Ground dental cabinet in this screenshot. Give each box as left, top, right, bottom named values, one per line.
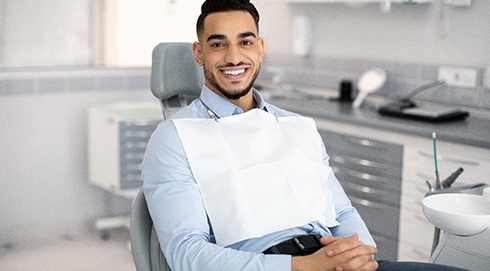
left=88, top=102, right=162, bottom=197
left=87, top=102, right=162, bottom=237
left=268, top=94, right=490, bottom=262
left=320, top=129, right=403, bottom=261
left=317, top=118, right=490, bottom=262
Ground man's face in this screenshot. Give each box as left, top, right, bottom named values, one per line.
left=193, top=11, right=264, bottom=100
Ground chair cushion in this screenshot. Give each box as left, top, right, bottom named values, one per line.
left=150, top=226, right=172, bottom=271
left=150, top=42, right=203, bottom=100
left=130, top=189, right=152, bottom=270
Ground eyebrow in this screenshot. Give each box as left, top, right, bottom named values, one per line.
left=238, top=31, right=257, bottom=39
left=206, top=31, right=257, bottom=42
left=207, top=34, right=226, bottom=42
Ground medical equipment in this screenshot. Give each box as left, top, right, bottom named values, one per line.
left=352, top=68, right=386, bottom=108
left=378, top=80, right=469, bottom=122
left=422, top=133, right=490, bottom=271
left=430, top=219, right=490, bottom=271
left=88, top=101, right=162, bottom=238
left=424, top=188, right=490, bottom=271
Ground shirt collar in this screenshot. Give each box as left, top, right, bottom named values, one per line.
left=199, top=85, right=268, bottom=118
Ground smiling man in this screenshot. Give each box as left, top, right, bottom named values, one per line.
left=142, top=1, right=467, bottom=271
left=193, top=7, right=264, bottom=109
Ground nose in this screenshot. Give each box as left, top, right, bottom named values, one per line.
left=223, top=44, right=243, bottom=65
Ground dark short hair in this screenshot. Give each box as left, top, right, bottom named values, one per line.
left=196, top=0, right=260, bottom=40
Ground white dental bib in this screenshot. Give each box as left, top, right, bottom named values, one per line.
left=173, top=109, right=338, bottom=246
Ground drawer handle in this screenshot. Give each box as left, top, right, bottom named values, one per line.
left=344, top=181, right=390, bottom=198
left=342, top=137, right=382, bottom=148
left=123, top=153, right=145, bottom=160
left=124, top=163, right=142, bottom=170
left=349, top=196, right=385, bottom=210
left=341, top=168, right=391, bottom=185
left=124, top=130, right=151, bottom=138
left=123, top=174, right=143, bottom=182
left=124, top=142, right=148, bottom=149
left=331, top=155, right=391, bottom=171
left=124, top=120, right=159, bottom=126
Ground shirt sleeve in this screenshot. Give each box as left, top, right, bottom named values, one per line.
left=320, top=140, right=377, bottom=247
left=142, top=120, right=292, bottom=271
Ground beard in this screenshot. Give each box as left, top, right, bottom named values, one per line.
left=204, top=63, right=260, bottom=100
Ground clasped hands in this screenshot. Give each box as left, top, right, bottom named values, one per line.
left=291, top=233, right=378, bottom=271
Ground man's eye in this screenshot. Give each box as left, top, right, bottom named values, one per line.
left=212, top=42, right=225, bottom=48
left=242, top=40, right=252, bottom=46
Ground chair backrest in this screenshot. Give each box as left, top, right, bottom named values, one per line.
left=150, top=42, right=204, bottom=119
left=131, top=42, right=203, bottom=271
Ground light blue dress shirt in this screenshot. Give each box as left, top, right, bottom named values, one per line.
left=143, top=85, right=376, bottom=271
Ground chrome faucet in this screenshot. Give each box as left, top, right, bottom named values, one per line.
left=426, top=167, right=464, bottom=194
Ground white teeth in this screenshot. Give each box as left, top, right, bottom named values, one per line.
left=224, top=69, right=245, bottom=76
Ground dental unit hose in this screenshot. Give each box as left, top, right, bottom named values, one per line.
left=432, top=132, right=441, bottom=190
left=441, top=167, right=464, bottom=189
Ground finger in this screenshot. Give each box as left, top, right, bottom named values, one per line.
left=330, top=243, right=377, bottom=268
left=321, top=233, right=359, bottom=246
left=324, top=234, right=365, bottom=256
left=320, top=235, right=343, bottom=246
left=335, top=253, right=378, bottom=271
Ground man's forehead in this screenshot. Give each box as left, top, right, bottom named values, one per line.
left=202, top=11, right=258, bottom=40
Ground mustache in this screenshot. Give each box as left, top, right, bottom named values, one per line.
left=217, top=62, right=250, bottom=69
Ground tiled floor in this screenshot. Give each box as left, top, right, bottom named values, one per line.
left=0, top=231, right=136, bottom=271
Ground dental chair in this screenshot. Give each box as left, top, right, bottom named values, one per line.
left=130, top=42, right=203, bottom=271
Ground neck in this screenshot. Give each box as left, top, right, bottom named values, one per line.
left=230, top=90, right=256, bottom=112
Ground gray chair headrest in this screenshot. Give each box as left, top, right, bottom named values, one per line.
left=150, top=42, right=204, bottom=101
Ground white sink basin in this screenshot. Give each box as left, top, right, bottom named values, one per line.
left=422, top=193, right=490, bottom=236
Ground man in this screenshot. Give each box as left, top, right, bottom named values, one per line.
left=143, top=1, right=466, bottom=270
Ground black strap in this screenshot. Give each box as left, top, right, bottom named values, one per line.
left=263, top=235, right=322, bottom=256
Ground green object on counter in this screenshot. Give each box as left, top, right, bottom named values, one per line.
left=433, top=132, right=441, bottom=189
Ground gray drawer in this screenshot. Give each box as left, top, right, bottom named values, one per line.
left=319, top=129, right=403, bottom=261
left=320, top=129, right=403, bottom=166
left=119, top=120, right=160, bottom=189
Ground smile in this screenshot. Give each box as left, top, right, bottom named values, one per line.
left=223, top=69, right=246, bottom=76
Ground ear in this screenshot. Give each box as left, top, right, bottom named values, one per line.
left=258, top=37, right=265, bottom=63
left=192, top=42, right=204, bottom=66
